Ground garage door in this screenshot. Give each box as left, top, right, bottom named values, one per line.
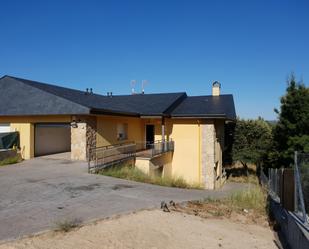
left=0, top=123, right=10, bottom=133
left=35, top=123, right=71, bottom=157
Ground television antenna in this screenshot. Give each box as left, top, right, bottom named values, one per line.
left=142, top=80, right=149, bottom=94
left=130, top=80, right=137, bottom=94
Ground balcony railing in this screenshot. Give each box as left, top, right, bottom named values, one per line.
left=88, top=139, right=174, bottom=173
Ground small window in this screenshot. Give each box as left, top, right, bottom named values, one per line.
left=117, top=123, right=128, bottom=141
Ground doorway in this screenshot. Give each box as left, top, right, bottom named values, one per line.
left=145, top=125, right=155, bottom=149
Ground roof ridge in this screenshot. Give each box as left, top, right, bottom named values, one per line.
left=186, top=94, right=233, bottom=97
left=162, top=93, right=187, bottom=115
left=5, top=76, right=187, bottom=97
left=7, top=75, right=92, bottom=95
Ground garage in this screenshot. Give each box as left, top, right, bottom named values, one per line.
left=0, top=123, right=10, bottom=133
left=35, top=123, right=71, bottom=157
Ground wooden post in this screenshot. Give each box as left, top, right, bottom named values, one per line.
left=282, top=169, right=295, bottom=211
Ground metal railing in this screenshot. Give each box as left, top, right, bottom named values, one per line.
left=88, top=139, right=174, bottom=173
left=88, top=141, right=136, bottom=173
left=135, top=139, right=174, bottom=158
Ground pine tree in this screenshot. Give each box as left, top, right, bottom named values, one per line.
left=273, top=74, right=309, bottom=167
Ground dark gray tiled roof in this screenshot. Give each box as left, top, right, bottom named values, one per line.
left=0, top=75, right=236, bottom=120
left=171, top=95, right=236, bottom=120
left=0, top=76, right=89, bottom=116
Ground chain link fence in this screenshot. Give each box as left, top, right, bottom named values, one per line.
left=295, top=151, right=309, bottom=223
left=260, top=151, right=309, bottom=226
left=267, top=168, right=282, bottom=203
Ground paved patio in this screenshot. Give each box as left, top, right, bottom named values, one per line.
left=0, top=155, right=246, bottom=242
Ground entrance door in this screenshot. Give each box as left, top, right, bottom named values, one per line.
left=146, top=125, right=155, bottom=148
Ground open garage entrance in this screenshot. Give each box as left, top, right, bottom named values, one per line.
left=34, top=123, right=71, bottom=157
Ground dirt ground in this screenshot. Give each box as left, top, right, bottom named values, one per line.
left=0, top=209, right=279, bottom=249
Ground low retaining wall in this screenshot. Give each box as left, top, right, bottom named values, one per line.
left=0, top=149, right=18, bottom=161
left=270, top=198, right=309, bottom=249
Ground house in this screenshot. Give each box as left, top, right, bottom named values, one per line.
left=0, top=75, right=236, bottom=189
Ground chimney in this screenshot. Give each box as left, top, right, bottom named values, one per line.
left=212, top=81, right=221, bottom=96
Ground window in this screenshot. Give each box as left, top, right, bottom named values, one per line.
left=117, top=123, right=128, bottom=141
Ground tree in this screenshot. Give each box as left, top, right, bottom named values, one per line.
left=232, top=118, right=273, bottom=174
left=273, top=74, right=309, bottom=167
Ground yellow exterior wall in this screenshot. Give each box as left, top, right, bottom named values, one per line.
left=96, top=116, right=144, bottom=147
left=0, top=114, right=224, bottom=188
left=166, top=119, right=201, bottom=185
left=0, top=115, right=71, bottom=159
left=10, top=123, right=34, bottom=159
left=153, top=152, right=173, bottom=178
left=135, top=152, right=173, bottom=177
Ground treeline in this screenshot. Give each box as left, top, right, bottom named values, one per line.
left=227, top=74, right=309, bottom=170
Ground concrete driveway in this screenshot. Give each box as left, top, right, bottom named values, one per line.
left=0, top=155, right=246, bottom=241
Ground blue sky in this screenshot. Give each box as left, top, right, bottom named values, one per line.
left=0, top=0, right=308, bottom=120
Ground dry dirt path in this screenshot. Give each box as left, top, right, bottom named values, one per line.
left=0, top=210, right=278, bottom=249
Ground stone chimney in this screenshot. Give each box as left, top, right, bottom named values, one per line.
left=212, top=81, right=221, bottom=96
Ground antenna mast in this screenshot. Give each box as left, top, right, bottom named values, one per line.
left=130, top=80, right=137, bottom=95
left=142, top=80, right=148, bottom=94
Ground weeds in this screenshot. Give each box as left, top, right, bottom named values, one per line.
left=178, top=183, right=268, bottom=224
left=228, top=185, right=267, bottom=215
left=100, top=166, right=201, bottom=189
left=0, top=156, right=21, bottom=166
left=55, top=218, right=81, bottom=233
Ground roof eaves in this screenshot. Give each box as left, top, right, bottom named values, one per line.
left=171, top=113, right=227, bottom=118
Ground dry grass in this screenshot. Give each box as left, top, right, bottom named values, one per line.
left=55, top=218, right=82, bottom=233
left=175, top=184, right=268, bottom=225
left=228, top=174, right=259, bottom=184
left=225, top=163, right=259, bottom=184
left=0, top=156, right=21, bottom=166
left=99, top=166, right=202, bottom=189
